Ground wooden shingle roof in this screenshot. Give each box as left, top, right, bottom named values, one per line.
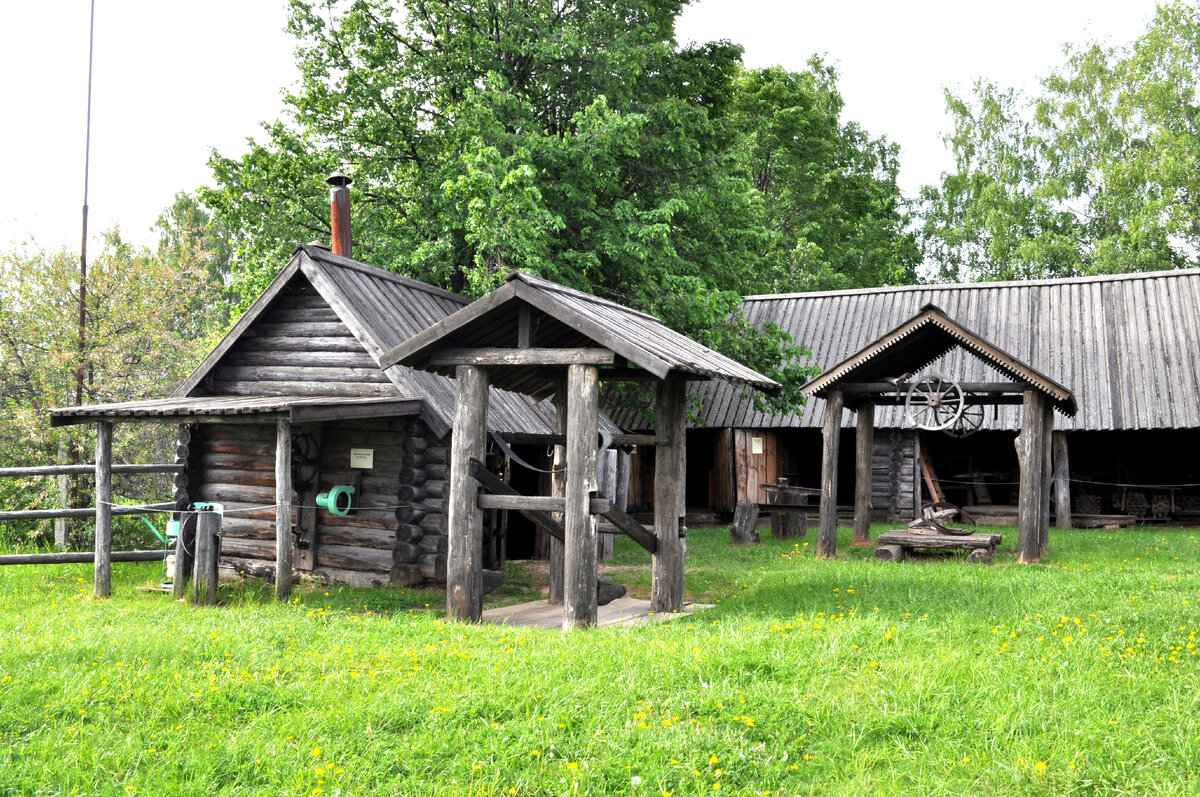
left=381, top=271, right=781, bottom=396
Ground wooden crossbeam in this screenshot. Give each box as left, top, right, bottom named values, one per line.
left=429, top=348, right=615, bottom=367
left=477, top=494, right=612, bottom=514
left=469, top=459, right=564, bottom=542
left=597, top=505, right=658, bottom=553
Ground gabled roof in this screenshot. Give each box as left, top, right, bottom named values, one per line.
left=171, top=246, right=559, bottom=437
left=615, top=267, right=1200, bottom=432
left=381, top=271, right=781, bottom=395
left=801, top=304, right=1077, bottom=415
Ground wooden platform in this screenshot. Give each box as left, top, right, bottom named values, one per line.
left=875, top=530, right=1003, bottom=562
left=481, top=597, right=713, bottom=629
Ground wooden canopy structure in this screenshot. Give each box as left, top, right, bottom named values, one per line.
left=801, top=304, right=1076, bottom=563
left=383, top=271, right=780, bottom=628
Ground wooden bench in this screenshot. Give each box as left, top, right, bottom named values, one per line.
left=874, top=530, right=1002, bottom=563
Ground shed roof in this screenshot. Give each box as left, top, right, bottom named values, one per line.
left=801, top=304, right=1077, bottom=415
left=51, top=396, right=423, bottom=426
left=381, top=271, right=780, bottom=396
left=610, top=267, right=1200, bottom=432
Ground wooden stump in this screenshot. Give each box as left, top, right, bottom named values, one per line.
left=93, top=421, right=113, bottom=598
left=731, top=503, right=760, bottom=545
left=192, top=508, right=220, bottom=606
left=875, top=545, right=904, bottom=562
left=966, top=549, right=991, bottom=563
left=817, top=390, right=844, bottom=559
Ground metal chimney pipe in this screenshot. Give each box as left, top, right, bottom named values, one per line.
left=326, top=172, right=352, bottom=257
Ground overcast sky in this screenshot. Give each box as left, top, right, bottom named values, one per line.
left=0, top=0, right=1162, bottom=251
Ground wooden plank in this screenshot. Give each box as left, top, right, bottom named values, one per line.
left=817, top=390, right=843, bottom=559
left=651, top=375, right=686, bottom=612
left=381, top=280, right=522, bottom=368
left=224, top=349, right=377, bottom=369
left=214, top=366, right=391, bottom=384
left=1040, top=405, right=1054, bottom=553
left=854, top=404, right=874, bottom=544
left=839, top=381, right=1035, bottom=395
left=289, top=398, right=423, bottom=424
left=919, top=441, right=944, bottom=504
left=1053, top=431, right=1071, bottom=530
left=94, top=421, right=113, bottom=598
left=1018, top=391, right=1047, bottom=563
left=563, top=364, right=600, bottom=629
left=429, top=348, right=615, bottom=367
left=236, top=336, right=362, bottom=354
left=447, top=365, right=489, bottom=622
left=275, top=417, right=294, bottom=600
left=876, top=530, right=1002, bottom=550
left=208, top=381, right=396, bottom=398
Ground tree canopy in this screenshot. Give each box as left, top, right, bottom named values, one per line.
left=920, top=2, right=1200, bottom=282
left=203, top=0, right=919, bottom=409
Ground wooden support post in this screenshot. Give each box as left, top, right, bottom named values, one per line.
left=274, top=417, right=294, bottom=601
left=615, top=449, right=630, bottom=514
left=548, top=382, right=566, bottom=606
left=1041, top=407, right=1054, bottom=553
left=93, top=421, right=113, bottom=598
left=172, top=512, right=196, bottom=600
left=447, top=365, right=489, bottom=622
left=597, top=448, right=618, bottom=561
left=1053, top=431, right=1071, bottom=530
left=853, top=403, right=875, bottom=545
left=651, top=375, right=686, bottom=613
left=563, top=364, right=600, bottom=629
left=1018, top=391, right=1048, bottom=563
left=192, top=508, right=220, bottom=606
left=817, top=390, right=844, bottom=559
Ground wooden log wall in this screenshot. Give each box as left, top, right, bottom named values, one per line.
left=186, top=416, right=450, bottom=589
left=203, top=280, right=396, bottom=398
left=871, top=430, right=917, bottom=522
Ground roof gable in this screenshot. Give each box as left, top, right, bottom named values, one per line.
left=381, top=271, right=781, bottom=395
left=801, top=304, right=1077, bottom=415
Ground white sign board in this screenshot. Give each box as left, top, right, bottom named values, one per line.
left=350, top=448, right=374, bottom=469
left=750, top=437, right=764, bottom=455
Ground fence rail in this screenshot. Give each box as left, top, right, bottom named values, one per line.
left=0, top=503, right=175, bottom=522
left=0, top=549, right=166, bottom=566
left=0, top=464, right=181, bottom=477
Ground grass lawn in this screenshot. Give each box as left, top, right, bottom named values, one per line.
left=2, top=523, right=1199, bottom=796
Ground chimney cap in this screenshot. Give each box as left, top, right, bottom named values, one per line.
left=326, top=171, right=352, bottom=188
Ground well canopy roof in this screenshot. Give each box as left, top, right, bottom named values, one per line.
left=381, top=271, right=781, bottom=396
left=801, top=303, right=1077, bottom=415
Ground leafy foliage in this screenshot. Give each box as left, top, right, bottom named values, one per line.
left=0, top=230, right=225, bottom=547
left=920, top=2, right=1200, bottom=281
left=204, top=1, right=919, bottom=410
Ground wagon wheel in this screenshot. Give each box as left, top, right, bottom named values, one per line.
left=291, top=433, right=320, bottom=491
left=921, top=500, right=978, bottom=536
left=945, top=402, right=984, bottom=438
left=905, top=376, right=966, bottom=432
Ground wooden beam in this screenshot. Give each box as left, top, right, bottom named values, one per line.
left=172, top=512, right=196, bottom=600
left=817, top=390, right=844, bottom=559
left=1053, top=431, right=1071, bottom=530
left=94, top=421, right=113, bottom=598
left=597, top=505, right=658, bottom=553
left=1041, top=405, right=1054, bottom=554
left=429, top=348, right=615, bottom=367
left=469, top=459, right=564, bottom=542
left=288, top=398, right=423, bottom=424
left=563, top=364, right=600, bottom=629
left=1018, top=390, right=1048, bottom=563
left=0, top=503, right=175, bottom=521
left=651, top=375, right=687, bottom=612
left=274, top=417, right=294, bottom=600
left=548, top=382, right=566, bottom=606
left=477, top=494, right=611, bottom=514
left=447, top=365, right=489, bottom=622
left=517, top=305, right=533, bottom=348
left=853, top=404, right=874, bottom=545
left=498, top=432, right=669, bottom=448
left=838, top=381, right=1036, bottom=395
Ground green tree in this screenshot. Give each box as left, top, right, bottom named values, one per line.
left=0, top=229, right=224, bottom=547
left=209, top=0, right=925, bottom=408
left=733, top=61, right=920, bottom=291
left=921, top=2, right=1200, bottom=282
